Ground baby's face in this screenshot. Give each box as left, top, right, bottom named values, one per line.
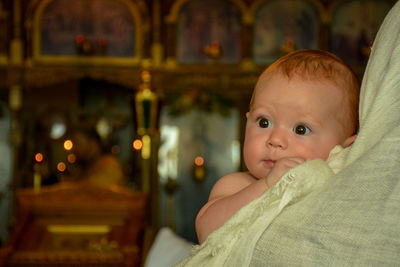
left=244, top=73, right=355, bottom=180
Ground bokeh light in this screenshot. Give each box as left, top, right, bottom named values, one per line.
left=133, top=139, right=143, bottom=150
left=57, top=162, right=67, bottom=172
left=34, top=153, right=44, bottom=163
left=194, top=156, right=204, bottom=167
left=67, top=154, right=76, bottom=164
left=64, top=139, right=73, bottom=151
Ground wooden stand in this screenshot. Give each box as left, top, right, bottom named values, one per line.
left=0, top=181, right=149, bottom=267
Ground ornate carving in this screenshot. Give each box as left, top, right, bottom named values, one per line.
left=1, top=182, right=148, bottom=267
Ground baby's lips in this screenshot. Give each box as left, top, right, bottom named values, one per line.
left=264, top=159, right=276, bottom=168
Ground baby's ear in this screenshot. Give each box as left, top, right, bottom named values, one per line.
left=246, top=112, right=250, bottom=119
left=343, top=134, right=357, bottom=148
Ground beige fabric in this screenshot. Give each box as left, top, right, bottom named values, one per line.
left=177, top=159, right=335, bottom=267
left=251, top=1, right=400, bottom=265
left=178, top=1, right=400, bottom=266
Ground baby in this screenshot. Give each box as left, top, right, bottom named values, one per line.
left=196, top=50, right=360, bottom=244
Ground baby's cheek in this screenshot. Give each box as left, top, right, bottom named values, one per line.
left=308, top=149, right=331, bottom=161
left=292, top=146, right=324, bottom=161
left=243, top=144, right=258, bottom=167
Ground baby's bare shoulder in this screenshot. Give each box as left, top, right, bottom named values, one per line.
left=220, top=171, right=257, bottom=184
left=209, top=172, right=257, bottom=200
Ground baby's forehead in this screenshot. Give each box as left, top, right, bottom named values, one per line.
left=252, top=75, right=347, bottom=115
left=255, top=72, right=344, bottom=95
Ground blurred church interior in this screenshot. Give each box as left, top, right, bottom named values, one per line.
left=0, top=0, right=394, bottom=266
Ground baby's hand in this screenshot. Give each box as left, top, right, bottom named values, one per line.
left=265, top=157, right=305, bottom=187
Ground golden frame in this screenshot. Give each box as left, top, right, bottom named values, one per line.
left=165, top=0, right=248, bottom=24
left=32, top=0, right=143, bottom=66
left=249, top=0, right=327, bottom=24
left=165, top=0, right=248, bottom=66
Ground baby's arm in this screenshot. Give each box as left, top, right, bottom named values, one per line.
left=195, top=157, right=304, bottom=244
left=195, top=172, right=268, bottom=244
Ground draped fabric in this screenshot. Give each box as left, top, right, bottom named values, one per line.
left=178, top=2, right=400, bottom=266
left=251, top=2, right=400, bottom=265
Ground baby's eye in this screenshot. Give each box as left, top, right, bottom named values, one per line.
left=258, top=118, right=271, bottom=128
left=293, top=124, right=311, bottom=135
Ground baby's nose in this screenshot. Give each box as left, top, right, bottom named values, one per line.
left=267, top=129, right=288, bottom=149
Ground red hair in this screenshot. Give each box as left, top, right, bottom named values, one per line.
left=251, top=49, right=360, bottom=135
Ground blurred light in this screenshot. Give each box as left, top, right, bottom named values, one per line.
left=158, top=125, right=179, bottom=182
left=57, top=162, right=67, bottom=172
left=96, top=117, right=110, bottom=139
left=194, top=156, right=206, bottom=182
left=64, top=140, right=73, bottom=151
left=33, top=172, right=41, bottom=190
left=142, top=135, right=151, bottom=159
left=67, top=153, right=76, bottom=164
left=35, top=153, right=44, bottom=163
left=50, top=120, right=66, bottom=139
left=133, top=139, right=143, bottom=150
left=194, top=156, right=204, bottom=167
left=111, top=145, right=120, bottom=155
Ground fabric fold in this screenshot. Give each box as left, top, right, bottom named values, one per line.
left=248, top=2, right=400, bottom=265
left=178, top=2, right=400, bottom=265
left=176, top=159, right=334, bottom=267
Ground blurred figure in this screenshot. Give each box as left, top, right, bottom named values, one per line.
left=68, top=125, right=126, bottom=188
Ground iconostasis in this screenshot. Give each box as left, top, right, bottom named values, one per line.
left=0, top=0, right=394, bottom=243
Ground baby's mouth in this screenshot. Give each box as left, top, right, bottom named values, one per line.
left=264, top=160, right=276, bottom=168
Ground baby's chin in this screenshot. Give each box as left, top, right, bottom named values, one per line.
left=250, top=168, right=271, bottom=180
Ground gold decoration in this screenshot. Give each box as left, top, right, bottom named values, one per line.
left=134, top=71, right=158, bottom=135
left=204, top=42, right=223, bottom=60
left=167, top=88, right=232, bottom=117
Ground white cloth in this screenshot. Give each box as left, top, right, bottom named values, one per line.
left=145, top=227, right=193, bottom=267
left=176, top=159, right=335, bottom=267
left=177, top=1, right=400, bottom=266
left=250, top=1, right=400, bottom=266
